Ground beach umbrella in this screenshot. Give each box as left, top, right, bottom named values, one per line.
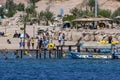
left=20, top=33, right=30, bottom=38
left=20, top=33, right=24, bottom=38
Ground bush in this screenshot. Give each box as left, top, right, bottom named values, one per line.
left=17, top=3, right=25, bottom=11
left=112, top=7, right=120, bottom=18
left=63, top=15, right=76, bottom=22
left=5, top=10, right=16, bottom=17
left=98, top=9, right=111, bottom=18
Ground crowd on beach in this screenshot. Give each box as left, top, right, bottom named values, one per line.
left=18, top=31, right=66, bottom=50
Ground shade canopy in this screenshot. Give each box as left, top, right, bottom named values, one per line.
left=73, top=17, right=112, bottom=22
left=115, top=16, right=120, bottom=19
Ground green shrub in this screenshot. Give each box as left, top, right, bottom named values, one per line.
left=98, top=9, right=111, bottom=18
left=63, top=15, right=76, bottom=22
left=5, top=10, right=16, bottom=17
left=112, top=7, right=120, bottom=18
left=17, top=3, right=25, bottom=11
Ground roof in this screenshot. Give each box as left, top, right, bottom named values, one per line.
left=115, top=16, right=120, bottom=19
left=72, top=17, right=112, bottom=22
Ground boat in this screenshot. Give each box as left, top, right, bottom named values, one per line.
left=66, top=44, right=120, bottom=59
left=67, top=51, right=113, bottom=59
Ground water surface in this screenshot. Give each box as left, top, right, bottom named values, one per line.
left=0, top=59, right=120, bottom=80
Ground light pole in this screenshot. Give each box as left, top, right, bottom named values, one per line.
left=23, top=14, right=27, bottom=49
left=95, top=0, right=98, bottom=17
left=94, top=0, right=98, bottom=29
left=33, top=24, right=35, bottom=38
left=4, top=9, right=8, bottom=34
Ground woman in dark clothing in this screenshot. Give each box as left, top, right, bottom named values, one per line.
left=108, top=35, right=112, bottom=44
left=39, top=38, right=43, bottom=49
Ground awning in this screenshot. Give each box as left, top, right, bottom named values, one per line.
left=72, top=17, right=112, bottom=22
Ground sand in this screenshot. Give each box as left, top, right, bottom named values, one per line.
left=0, top=23, right=120, bottom=49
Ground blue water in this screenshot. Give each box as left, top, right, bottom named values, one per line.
left=0, top=59, right=120, bottom=80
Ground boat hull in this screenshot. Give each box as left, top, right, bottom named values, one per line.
left=71, top=53, right=112, bottom=59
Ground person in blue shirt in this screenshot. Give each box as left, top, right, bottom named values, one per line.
left=19, top=39, right=23, bottom=48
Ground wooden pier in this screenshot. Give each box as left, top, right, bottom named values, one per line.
left=0, top=44, right=120, bottom=59
left=0, top=45, right=79, bottom=59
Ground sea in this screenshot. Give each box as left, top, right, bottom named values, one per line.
left=0, top=57, right=120, bottom=80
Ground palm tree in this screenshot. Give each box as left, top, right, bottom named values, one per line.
left=70, top=8, right=81, bottom=18
left=44, top=11, right=55, bottom=25
left=38, top=11, right=55, bottom=26
left=0, top=6, right=4, bottom=18
left=88, top=0, right=95, bottom=12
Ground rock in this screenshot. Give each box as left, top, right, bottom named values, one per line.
left=95, top=34, right=103, bottom=41
left=118, top=36, right=120, bottom=41
left=83, top=34, right=91, bottom=41
left=90, top=34, right=95, bottom=41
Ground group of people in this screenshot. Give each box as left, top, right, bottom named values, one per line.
left=102, top=34, right=113, bottom=44
left=19, top=37, right=35, bottom=49
left=18, top=30, right=66, bottom=49
left=19, top=32, right=55, bottom=50
left=58, top=33, right=65, bottom=45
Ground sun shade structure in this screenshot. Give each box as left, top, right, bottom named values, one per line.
left=115, top=16, right=120, bottom=19
left=72, top=17, right=112, bottom=22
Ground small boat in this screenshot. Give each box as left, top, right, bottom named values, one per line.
left=66, top=44, right=120, bottom=59
left=67, top=51, right=113, bottom=59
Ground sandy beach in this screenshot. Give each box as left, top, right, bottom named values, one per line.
left=0, top=0, right=120, bottom=49
left=0, top=23, right=120, bottom=49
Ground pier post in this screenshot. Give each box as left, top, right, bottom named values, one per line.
left=54, top=49, right=57, bottom=58
left=36, top=50, right=39, bottom=59
left=77, top=45, right=80, bottom=52
left=111, top=44, right=116, bottom=59
left=20, top=50, right=23, bottom=59
left=39, top=50, right=41, bottom=59
left=69, top=46, right=72, bottom=51
left=49, top=50, right=51, bottom=59
left=15, top=50, right=19, bottom=58
left=60, top=46, right=63, bottom=58
left=56, top=46, right=59, bottom=58
left=44, top=49, right=46, bottom=59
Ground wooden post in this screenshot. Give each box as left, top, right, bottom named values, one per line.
left=54, top=49, right=57, bottom=58
left=57, top=46, right=59, bottom=58
left=36, top=50, right=39, bottom=59
left=49, top=50, right=51, bottom=59
left=69, top=46, right=72, bottom=51
left=60, top=46, right=63, bottom=58
left=77, top=45, right=80, bottom=52
left=20, top=50, right=23, bottom=59
left=44, top=49, right=46, bottom=59
left=15, top=50, right=19, bottom=58
left=111, top=44, right=115, bottom=59
left=39, top=50, right=41, bottom=59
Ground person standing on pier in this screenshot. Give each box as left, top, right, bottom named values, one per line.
left=58, top=33, right=62, bottom=45
left=108, top=35, right=112, bottom=44
left=62, top=33, right=65, bottom=45
left=23, top=39, right=25, bottom=48
left=39, top=38, right=43, bottom=50
left=31, top=37, right=35, bottom=49
left=27, top=38, right=31, bottom=49
left=19, top=39, right=23, bottom=49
